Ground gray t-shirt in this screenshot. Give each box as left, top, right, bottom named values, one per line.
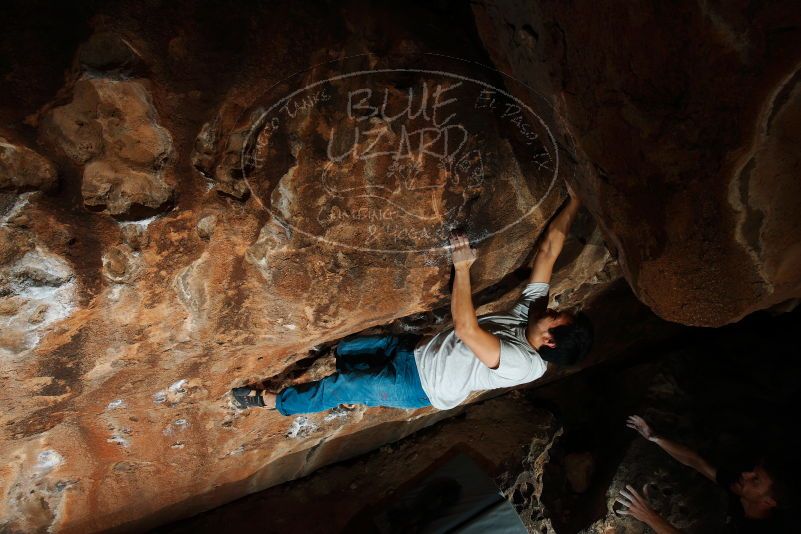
left=413, top=282, right=550, bottom=410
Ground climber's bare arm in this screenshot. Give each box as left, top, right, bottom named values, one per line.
left=450, top=231, right=501, bottom=369
left=530, top=186, right=581, bottom=284
left=627, top=416, right=717, bottom=481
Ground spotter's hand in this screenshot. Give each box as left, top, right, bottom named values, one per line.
left=449, top=230, right=477, bottom=270
left=615, top=485, right=662, bottom=526
left=626, top=415, right=656, bottom=442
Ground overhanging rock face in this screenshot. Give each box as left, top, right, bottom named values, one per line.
left=0, top=2, right=602, bottom=532
left=1, top=1, right=797, bottom=531
left=473, top=0, right=801, bottom=326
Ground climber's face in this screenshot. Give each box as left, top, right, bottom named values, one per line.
left=733, top=465, right=775, bottom=507
left=530, top=309, right=573, bottom=349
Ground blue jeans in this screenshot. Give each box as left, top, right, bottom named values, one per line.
left=275, top=335, right=431, bottom=415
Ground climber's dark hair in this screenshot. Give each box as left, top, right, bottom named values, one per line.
left=538, top=311, right=593, bottom=367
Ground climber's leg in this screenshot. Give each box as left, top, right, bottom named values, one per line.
left=334, top=335, right=398, bottom=372
left=336, top=334, right=398, bottom=356
left=275, top=345, right=430, bottom=416
left=335, top=334, right=399, bottom=372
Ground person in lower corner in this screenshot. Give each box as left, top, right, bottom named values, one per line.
left=231, top=185, right=593, bottom=416
left=616, top=414, right=792, bottom=533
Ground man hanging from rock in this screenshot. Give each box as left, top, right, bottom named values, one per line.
left=231, top=186, right=593, bottom=414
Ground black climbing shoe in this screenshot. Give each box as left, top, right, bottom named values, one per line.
left=231, top=387, right=266, bottom=409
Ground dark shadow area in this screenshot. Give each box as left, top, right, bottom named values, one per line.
left=532, top=306, right=801, bottom=532
left=343, top=445, right=514, bottom=533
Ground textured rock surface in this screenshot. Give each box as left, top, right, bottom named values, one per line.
left=160, top=393, right=560, bottom=533
left=0, top=2, right=596, bottom=532
left=0, top=137, right=58, bottom=192
left=40, top=78, right=175, bottom=216
left=76, top=31, right=141, bottom=72
left=474, top=0, right=801, bottom=326
left=0, top=195, right=77, bottom=356
left=0, top=0, right=798, bottom=532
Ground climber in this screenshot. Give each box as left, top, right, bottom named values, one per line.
left=230, top=185, right=593, bottom=415
left=617, top=414, right=791, bottom=533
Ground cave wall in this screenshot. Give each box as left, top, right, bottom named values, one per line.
left=0, top=2, right=613, bottom=532
left=1, top=1, right=799, bottom=532
left=473, top=0, right=801, bottom=326
left=158, top=392, right=561, bottom=534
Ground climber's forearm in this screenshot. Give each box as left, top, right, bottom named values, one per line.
left=529, top=195, right=581, bottom=283
left=451, top=264, right=501, bottom=368
left=451, top=265, right=479, bottom=332
left=538, top=195, right=580, bottom=259
left=651, top=436, right=717, bottom=481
